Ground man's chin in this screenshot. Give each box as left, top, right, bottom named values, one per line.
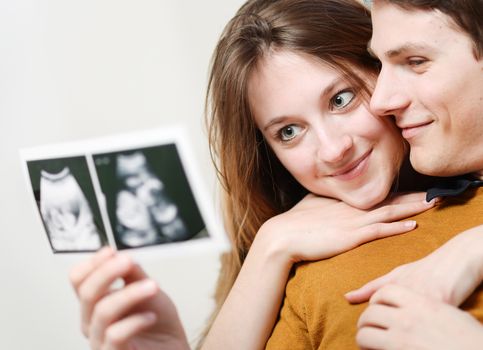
left=410, top=152, right=458, bottom=177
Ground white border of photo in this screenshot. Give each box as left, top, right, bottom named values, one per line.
left=19, top=125, right=229, bottom=261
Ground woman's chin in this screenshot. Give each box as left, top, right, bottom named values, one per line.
left=343, top=189, right=389, bottom=210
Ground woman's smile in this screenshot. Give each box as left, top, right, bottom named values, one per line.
left=329, top=149, right=372, bottom=181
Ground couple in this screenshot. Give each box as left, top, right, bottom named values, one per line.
left=70, top=0, right=483, bottom=349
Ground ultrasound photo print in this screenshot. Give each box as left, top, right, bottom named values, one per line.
left=26, top=156, right=108, bottom=253
left=93, top=144, right=207, bottom=250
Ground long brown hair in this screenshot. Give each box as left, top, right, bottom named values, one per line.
left=202, top=0, right=379, bottom=341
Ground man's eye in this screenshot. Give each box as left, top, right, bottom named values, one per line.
left=331, top=90, right=355, bottom=110
left=278, top=125, right=302, bottom=142
left=408, top=58, right=427, bottom=66
left=407, top=57, right=430, bottom=73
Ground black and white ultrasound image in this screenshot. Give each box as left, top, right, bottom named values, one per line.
left=93, top=144, right=207, bottom=250
left=27, top=157, right=108, bottom=253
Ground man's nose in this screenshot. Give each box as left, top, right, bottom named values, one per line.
left=370, top=66, right=410, bottom=117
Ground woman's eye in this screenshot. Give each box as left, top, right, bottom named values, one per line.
left=331, top=90, right=355, bottom=110
left=278, top=124, right=302, bottom=142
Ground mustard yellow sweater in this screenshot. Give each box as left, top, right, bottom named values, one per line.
left=266, top=187, right=483, bottom=350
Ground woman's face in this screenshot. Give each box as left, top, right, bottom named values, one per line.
left=248, top=50, right=405, bottom=209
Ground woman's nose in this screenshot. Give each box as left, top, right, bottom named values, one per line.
left=316, top=133, right=353, bottom=164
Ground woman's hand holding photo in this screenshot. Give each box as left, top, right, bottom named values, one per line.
left=69, top=247, right=189, bottom=350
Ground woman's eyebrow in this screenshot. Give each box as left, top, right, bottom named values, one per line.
left=262, top=76, right=342, bottom=132
left=320, top=77, right=342, bottom=100
left=263, top=116, right=290, bottom=132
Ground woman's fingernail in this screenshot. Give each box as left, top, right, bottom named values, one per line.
left=425, top=196, right=442, bottom=205
left=143, top=312, right=157, bottom=323
left=117, top=253, right=130, bottom=263
left=140, top=280, right=158, bottom=293
left=344, top=291, right=354, bottom=298
left=404, top=220, right=417, bottom=228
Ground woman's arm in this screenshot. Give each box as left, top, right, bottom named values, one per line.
left=201, top=193, right=435, bottom=349
left=70, top=192, right=434, bottom=350
left=346, top=224, right=483, bottom=306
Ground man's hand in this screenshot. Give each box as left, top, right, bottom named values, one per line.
left=357, top=284, right=483, bottom=350
left=346, top=225, right=483, bottom=306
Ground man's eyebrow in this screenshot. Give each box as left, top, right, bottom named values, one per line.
left=384, top=43, right=434, bottom=59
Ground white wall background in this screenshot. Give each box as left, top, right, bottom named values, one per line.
left=0, top=0, right=244, bottom=348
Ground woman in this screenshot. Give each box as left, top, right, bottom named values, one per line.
left=68, top=0, right=482, bottom=349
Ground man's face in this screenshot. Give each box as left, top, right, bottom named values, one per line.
left=370, top=2, right=483, bottom=177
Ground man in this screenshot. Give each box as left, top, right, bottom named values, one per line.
left=354, top=1, right=483, bottom=348
left=266, top=1, right=483, bottom=349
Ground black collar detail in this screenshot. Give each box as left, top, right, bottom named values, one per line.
left=426, top=177, right=483, bottom=202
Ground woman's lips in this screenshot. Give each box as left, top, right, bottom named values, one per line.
left=331, top=150, right=372, bottom=181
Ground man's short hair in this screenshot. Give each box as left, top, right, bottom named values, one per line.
left=376, top=0, right=482, bottom=57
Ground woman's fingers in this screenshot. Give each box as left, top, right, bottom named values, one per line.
left=347, top=221, right=417, bottom=251
left=323, top=221, right=417, bottom=259
left=69, top=247, right=115, bottom=294
left=369, top=199, right=435, bottom=223
left=123, top=262, right=149, bottom=285
left=383, top=191, right=427, bottom=205
left=103, top=312, right=158, bottom=350
left=78, top=254, right=135, bottom=337
left=89, top=279, right=159, bottom=348
left=360, top=220, right=416, bottom=239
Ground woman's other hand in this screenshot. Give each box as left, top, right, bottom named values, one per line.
left=256, top=192, right=435, bottom=264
